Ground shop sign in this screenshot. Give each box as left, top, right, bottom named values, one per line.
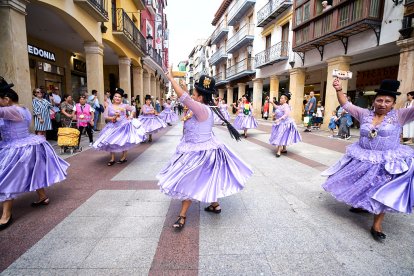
left=27, top=45, right=56, bottom=62
left=356, top=66, right=399, bottom=88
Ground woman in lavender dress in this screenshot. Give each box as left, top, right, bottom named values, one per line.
left=93, top=88, right=146, bottom=166
left=158, top=71, right=253, bottom=229
left=138, top=95, right=166, bottom=142
left=269, top=92, right=302, bottom=157
left=233, top=95, right=258, bottom=138
left=215, top=98, right=230, bottom=125
left=323, top=78, right=414, bottom=241
left=159, top=98, right=178, bottom=126
left=0, top=78, right=69, bottom=230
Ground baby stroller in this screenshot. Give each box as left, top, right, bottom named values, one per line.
left=57, top=121, right=81, bottom=154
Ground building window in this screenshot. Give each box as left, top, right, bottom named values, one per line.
left=295, top=1, right=311, bottom=26
left=265, top=34, right=271, bottom=49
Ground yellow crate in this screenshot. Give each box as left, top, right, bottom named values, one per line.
left=57, top=128, right=80, bottom=147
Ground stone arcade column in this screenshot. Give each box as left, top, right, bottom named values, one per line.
left=132, top=66, right=143, bottom=104
left=270, top=75, right=279, bottom=101
left=396, top=37, right=414, bottom=108
left=0, top=0, right=31, bottom=109
left=118, top=57, right=131, bottom=102
left=143, top=70, right=151, bottom=97
left=252, top=78, right=263, bottom=118
left=289, top=68, right=306, bottom=124
left=324, top=56, right=352, bottom=128
left=155, top=78, right=161, bottom=100
left=226, top=84, right=233, bottom=113
left=150, top=75, right=156, bottom=99
left=218, top=88, right=225, bottom=100
left=84, top=42, right=105, bottom=129
left=237, top=83, right=246, bottom=99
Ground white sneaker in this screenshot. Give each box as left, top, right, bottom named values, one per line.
left=89, top=142, right=93, bottom=147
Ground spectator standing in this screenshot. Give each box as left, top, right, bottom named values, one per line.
left=122, top=94, right=130, bottom=105
left=88, top=90, right=101, bottom=131
left=60, top=94, right=74, bottom=127
left=73, top=95, right=94, bottom=147
left=314, top=101, right=324, bottom=129
left=262, top=96, right=270, bottom=120
left=104, top=90, right=111, bottom=109
left=304, top=91, right=316, bottom=132
left=32, top=88, right=53, bottom=136
left=155, top=97, right=161, bottom=113
left=403, top=91, right=414, bottom=144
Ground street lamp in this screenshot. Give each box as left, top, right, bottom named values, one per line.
left=146, top=34, right=153, bottom=55
left=247, top=44, right=253, bottom=58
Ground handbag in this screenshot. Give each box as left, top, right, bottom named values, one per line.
left=304, top=116, right=310, bottom=124
left=50, top=109, right=56, bottom=120
left=263, top=111, right=268, bottom=117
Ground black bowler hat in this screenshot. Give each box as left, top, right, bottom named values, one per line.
left=145, top=94, right=152, bottom=101
left=194, top=75, right=216, bottom=94
left=115, top=87, right=125, bottom=96
left=281, top=91, right=292, bottom=100
left=374, top=80, right=401, bottom=97
left=0, top=76, right=14, bottom=92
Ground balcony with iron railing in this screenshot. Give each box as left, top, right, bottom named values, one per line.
left=226, top=58, right=255, bottom=81
left=228, top=0, right=256, bottom=26
left=255, top=41, right=289, bottom=68
left=74, top=0, right=109, bottom=21
left=293, top=0, right=383, bottom=53
left=257, top=0, right=293, bottom=27
left=214, top=71, right=228, bottom=86
left=147, top=46, right=163, bottom=69
left=209, top=47, right=228, bottom=66
left=211, top=19, right=229, bottom=45
left=113, top=8, right=147, bottom=56
left=227, top=24, right=255, bottom=53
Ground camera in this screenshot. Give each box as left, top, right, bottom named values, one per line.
left=332, top=69, right=352, bottom=80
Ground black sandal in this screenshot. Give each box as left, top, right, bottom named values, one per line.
left=0, top=215, right=13, bottom=231
left=107, top=160, right=115, bottom=166
left=31, top=197, right=50, bottom=207
left=173, top=216, right=186, bottom=229
left=204, top=204, right=222, bottom=214
left=117, top=159, right=128, bottom=164
left=370, top=227, right=386, bottom=241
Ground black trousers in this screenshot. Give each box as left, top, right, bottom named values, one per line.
left=78, top=124, right=93, bottom=145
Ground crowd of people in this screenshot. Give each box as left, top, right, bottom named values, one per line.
left=1, top=72, right=414, bottom=243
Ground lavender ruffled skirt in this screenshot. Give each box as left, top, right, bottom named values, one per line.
left=269, top=120, right=302, bottom=146
left=157, top=138, right=253, bottom=202
left=159, top=110, right=178, bottom=124
left=322, top=143, right=414, bottom=214
left=138, top=115, right=167, bottom=134
left=234, top=114, right=258, bottom=130
left=93, top=118, right=146, bottom=152
left=0, top=135, right=69, bottom=201
left=214, top=110, right=231, bottom=124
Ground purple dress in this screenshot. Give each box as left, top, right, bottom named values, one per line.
left=233, top=103, right=258, bottom=130
left=322, top=102, right=414, bottom=214
left=159, top=103, right=178, bottom=124
left=269, top=103, right=302, bottom=146
left=138, top=104, right=167, bottom=134
left=214, top=103, right=231, bottom=124
left=157, top=93, right=253, bottom=203
left=93, top=104, right=146, bottom=152
left=0, top=106, right=69, bottom=202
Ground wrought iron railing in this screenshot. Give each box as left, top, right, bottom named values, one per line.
left=257, top=0, right=291, bottom=25
left=226, top=58, right=255, bottom=78
left=115, top=9, right=147, bottom=53
left=147, top=46, right=163, bottom=68
left=255, top=41, right=289, bottom=68
left=86, top=0, right=108, bottom=18
left=228, top=0, right=254, bottom=24
left=211, top=19, right=228, bottom=43
left=214, top=71, right=226, bottom=83
left=227, top=24, right=255, bottom=51
left=210, top=47, right=227, bottom=65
